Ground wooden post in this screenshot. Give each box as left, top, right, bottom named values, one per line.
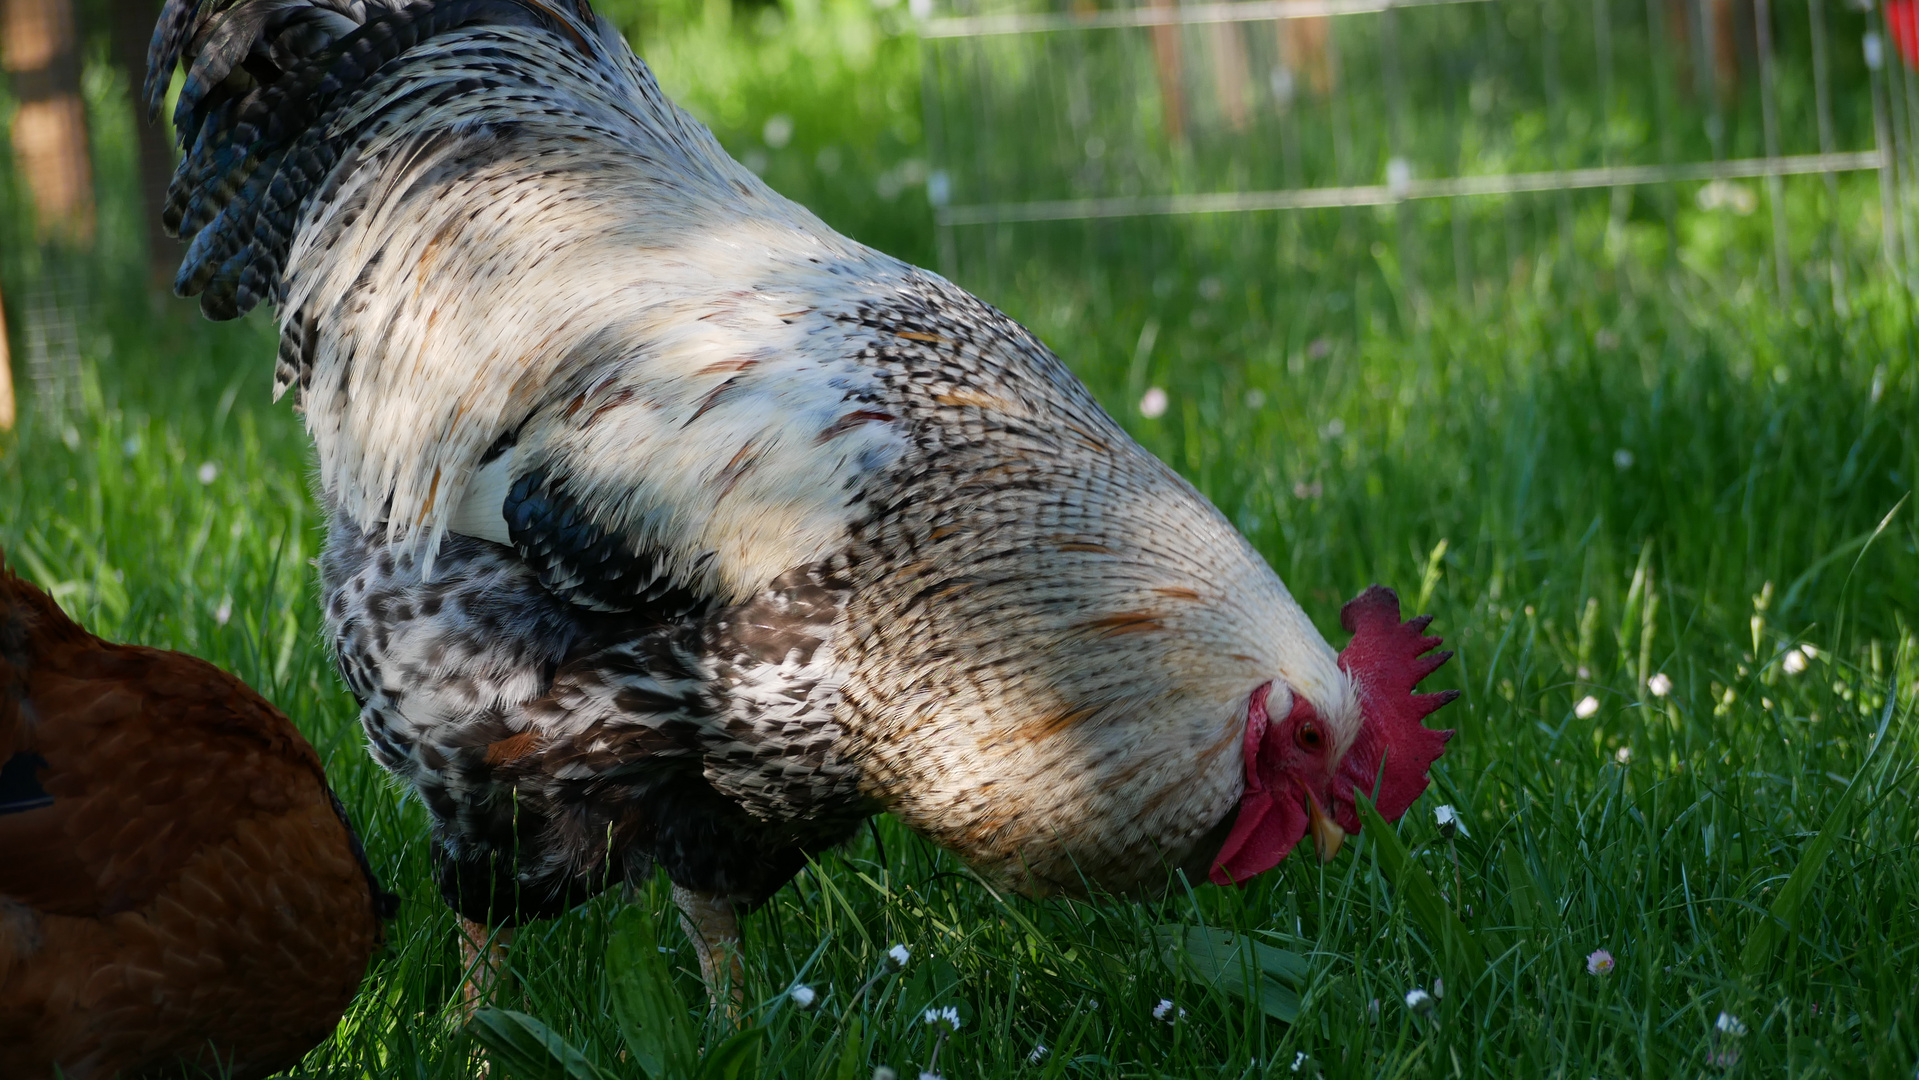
left=3, top=0, right=96, bottom=244
left=1208, top=21, right=1250, bottom=132
left=1279, top=17, right=1335, bottom=98
left=110, top=0, right=182, bottom=285
left=1148, top=0, right=1185, bottom=142
left=0, top=284, right=13, bottom=433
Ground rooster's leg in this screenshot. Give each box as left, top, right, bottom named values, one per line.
left=672, top=884, right=744, bottom=1014
left=457, top=917, right=514, bottom=1018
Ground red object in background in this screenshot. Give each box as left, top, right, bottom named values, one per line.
left=1889, top=0, right=1919, bottom=69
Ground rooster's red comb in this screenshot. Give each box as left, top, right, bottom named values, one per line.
left=1332, top=585, right=1459, bottom=829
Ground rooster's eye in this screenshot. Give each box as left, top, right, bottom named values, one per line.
left=1296, top=722, right=1323, bottom=751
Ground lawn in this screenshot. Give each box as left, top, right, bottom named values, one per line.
left=1, top=0, right=1917, bottom=1076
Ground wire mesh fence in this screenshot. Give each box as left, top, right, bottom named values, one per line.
left=920, top=0, right=1918, bottom=310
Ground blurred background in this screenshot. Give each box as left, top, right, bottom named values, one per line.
left=2, top=0, right=1915, bottom=427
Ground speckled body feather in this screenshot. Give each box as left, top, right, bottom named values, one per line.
left=153, top=0, right=1365, bottom=920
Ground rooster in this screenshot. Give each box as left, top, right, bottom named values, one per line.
left=148, top=0, right=1457, bottom=999
left=0, top=556, right=392, bottom=1079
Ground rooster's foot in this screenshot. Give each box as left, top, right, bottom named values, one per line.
left=672, top=884, right=744, bottom=1017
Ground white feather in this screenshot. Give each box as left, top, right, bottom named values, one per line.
left=447, top=447, right=515, bottom=545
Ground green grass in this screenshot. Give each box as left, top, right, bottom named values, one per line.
left=3, top=0, right=1919, bottom=1076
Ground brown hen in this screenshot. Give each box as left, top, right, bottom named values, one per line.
left=0, top=555, right=392, bottom=1080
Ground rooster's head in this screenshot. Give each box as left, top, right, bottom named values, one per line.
left=1208, top=585, right=1458, bottom=884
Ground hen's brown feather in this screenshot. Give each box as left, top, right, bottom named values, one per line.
left=0, top=557, right=388, bottom=1080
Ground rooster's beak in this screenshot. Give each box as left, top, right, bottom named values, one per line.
left=1308, top=794, right=1345, bottom=863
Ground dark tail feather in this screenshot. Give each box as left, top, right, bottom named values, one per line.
left=147, top=0, right=590, bottom=320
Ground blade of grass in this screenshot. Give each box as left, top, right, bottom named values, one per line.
left=1740, top=682, right=1899, bottom=981
left=606, top=907, right=698, bottom=1079
left=466, top=1008, right=615, bottom=1080
left=1356, top=793, right=1489, bottom=988
left=1154, top=923, right=1307, bottom=1022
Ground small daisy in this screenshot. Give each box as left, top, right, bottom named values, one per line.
left=1027, top=1044, right=1047, bottom=1064
left=197, top=462, right=220, bottom=484
left=1782, top=648, right=1808, bottom=675
left=761, top=113, right=794, bottom=149
left=1433, top=804, right=1468, bottom=838
left=1586, top=949, right=1615, bottom=976
left=1716, top=1011, right=1747, bottom=1036
left=888, top=943, right=912, bottom=968
left=1648, top=672, right=1673, bottom=697
left=922, top=1006, right=962, bottom=1031
left=788, top=984, right=817, bottom=1008
left=214, top=596, right=232, bottom=627
left=1613, top=448, right=1635, bottom=470
left=1291, top=1051, right=1310, bottom=1072
left=1151, top=998, right=1185, bottom=1021
left=918, top=1073, right=943, bottom=1080
left=873, top=1069, right=897, bottom=1080
left=1574, top=695, right=1601, bottom=719
left=1138, top=387, right=1168, bottom=419
left=1615, top=746, right=1634, bottom=765
left=1404, top=988, right=1434, bottom=1015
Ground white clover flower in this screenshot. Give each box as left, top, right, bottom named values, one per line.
left=1586, top=949, right=1615, bottom=976
left=1648, top=672, right=1673, bottom=697
left=1404, top=988, right=1434, bottom=1014
left=1027, top=1044, right=1048, bottom=1063
left=888, top=943, right=911, bottom=968
left=1138, top=387, right=1169, bottom=419
left=789, top=984, right=816, bottom=1008
left=922, top=1006, right=961, bottom=1031
left=1783, top=649, right=1808, bottom=675
left=1574, top=695, right=1601, bottom=719
left=1716, top=1011, right=1747, bottom=1036
left=1433, top=804, right=1468, bottom=838
left=1615, top=746, right=1634, bottom=766
left=197, top=462, right=219, bottom=484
